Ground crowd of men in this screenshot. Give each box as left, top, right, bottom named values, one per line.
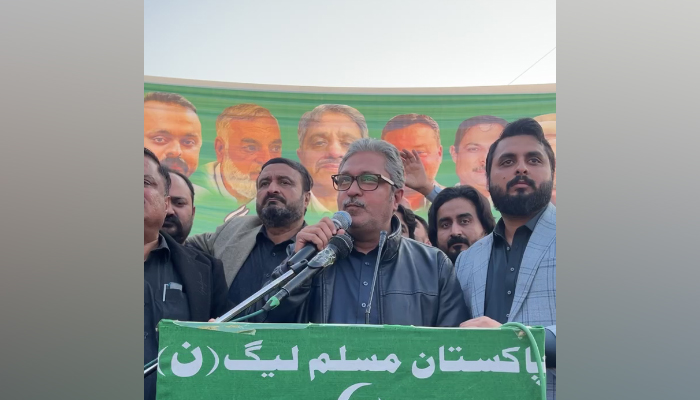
left=144, top=117, right=557, bottom=400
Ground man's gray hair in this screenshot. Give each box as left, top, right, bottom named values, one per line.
left=339, top=138, right=405, bottom=189
left=298, top=104, right=369, bottom=144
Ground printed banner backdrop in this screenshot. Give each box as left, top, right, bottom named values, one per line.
left=144, top=79, right=556, bottom=236
left=156, top=320, right=546, bottom=399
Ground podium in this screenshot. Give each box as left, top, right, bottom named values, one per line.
left=155, top=319, right=545, bottom=399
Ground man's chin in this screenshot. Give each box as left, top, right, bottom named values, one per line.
left=446, top=249, right=465, bottom=263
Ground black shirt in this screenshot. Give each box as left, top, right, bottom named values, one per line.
left=228, top=227, right=294, bottom=309
left=329, top=247, right=381, bottom=325
left=144, top=235, right=190, bottom=400
left=484, top=207, right=546, bottom=324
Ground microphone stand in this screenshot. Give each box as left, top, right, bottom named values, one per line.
left=144, top=259, right=309, bottom=378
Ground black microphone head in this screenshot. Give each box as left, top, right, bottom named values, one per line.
left=328, top=232, right=354, bottom=259
left=331, top=211, right=352, bottom=230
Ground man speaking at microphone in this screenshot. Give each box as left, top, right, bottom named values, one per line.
left=264, top=138, right=469, bottom=327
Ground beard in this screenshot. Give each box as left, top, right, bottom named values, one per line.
left=221, top=159, right=257, bottom=200
left=161, top=214, right=192, bottom=244
left=443, top=235, right=471, bottom=264
left=490, top=175, right=553, bottom=217
left=256, top=193, right=305, bottom=228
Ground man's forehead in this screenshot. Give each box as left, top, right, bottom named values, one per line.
left=461, top=124, right=504, bottom=144
left=168, top=173, right=188, bottom=192
left=438, top=197, right=478, bottom=217
left=312, top=112, right=357, bottom=127
left=340, top=152, right=387, bottom=174
left=385, top=124, right=438, bottom=144
left=227, top=118, right=280, bottom=136
left=259, top=163, right=300, bottom=180
left=494, top=135, right=546, bottom=156
left=144, top=101, right=200, bottom=122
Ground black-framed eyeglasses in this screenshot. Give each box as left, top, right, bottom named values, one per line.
left=331, top=173, right=397, bottom=192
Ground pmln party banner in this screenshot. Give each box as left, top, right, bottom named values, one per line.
left=155, top=320, right=545, bottom=399
left=144, top=77, right=556, bottom=235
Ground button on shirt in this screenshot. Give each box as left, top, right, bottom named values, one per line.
left=228, top=227, right=294, bottom=308
left=329, top=248, right=381, bottom=325
left=484, top=207, right=546, bottom=324
left=144, top=235, right=190, bottom=400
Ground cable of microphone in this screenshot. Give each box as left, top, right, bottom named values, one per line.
left=364, top=230, right=388, bottom=324
left=262, top=232, right=354, bottom=312
left=284, top=210, right=352, bottom=267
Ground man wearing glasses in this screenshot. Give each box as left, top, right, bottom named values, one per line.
left=264, top=138, right=469, bottom=327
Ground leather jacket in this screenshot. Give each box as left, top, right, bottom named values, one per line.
left=263, top=216, right=470, bottom=327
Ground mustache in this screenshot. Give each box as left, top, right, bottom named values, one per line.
left=342, top=197, right=365, bottom=209
left=447, top=235, right=470, bottom=248
left=471, top=166, right=485, bottom=173
left=315, top=157, right=342, bottom=171
left=163, top=214, right=182, bottom=229
left=161, top=157, right=189, bottom=174
left=263, top=194, right=286, bottom=205
left=506, top=175, right=537, bottom=191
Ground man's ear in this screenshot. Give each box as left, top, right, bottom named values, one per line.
left=214, top=137, right=225, bottom=163
left=392, top=188, right=405, bottom=213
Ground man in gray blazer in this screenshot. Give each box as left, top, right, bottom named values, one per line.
left=185, top=158, right=312, bottom=314
left=455, top=118, right=556, bottom=399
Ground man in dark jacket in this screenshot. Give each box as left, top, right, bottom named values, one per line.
left=264, top=138, right=469, bottom=327
left=144, top=148, right=230, bottom=400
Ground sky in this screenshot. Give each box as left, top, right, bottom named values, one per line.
left=144, top=0, right=556, bottom=88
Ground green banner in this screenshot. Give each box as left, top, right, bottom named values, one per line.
left=155, top=320, right=545, bottom=399
left=144, top=80, right=556, bottom=235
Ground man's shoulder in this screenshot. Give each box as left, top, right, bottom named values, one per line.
left=209, top=215, right=263, bottom=242
left=164, top=232, right=217, bottom=268
left=399, top=237, right=448, bottom=261
left=455, top=234, right=493, bottom=267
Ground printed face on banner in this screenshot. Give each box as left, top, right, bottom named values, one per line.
left=450, top=121, right=505, bottom=199
left=382, top=123, right=442, bottom=208
left=144, top=101, right=203, bottom=177
left=534, top=114, right=557, bottom=205
left=297, top=111, right=364, bottom=211
left=215, top=117, right=282, bottom=202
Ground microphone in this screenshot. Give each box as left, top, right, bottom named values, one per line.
left=284, top=211, right=352, bottom=267
left=262, top=233, right=354, bottom=311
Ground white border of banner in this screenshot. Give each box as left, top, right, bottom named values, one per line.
left=144, top=75, right=556, bottom=96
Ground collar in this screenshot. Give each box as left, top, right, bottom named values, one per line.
left=493, top=205, right=547, bottom=241
left=256, top=223, right=305, bottom=246
left=379, top=215, right=404, bottom=263
left=148, top=233, right=171, bottom=261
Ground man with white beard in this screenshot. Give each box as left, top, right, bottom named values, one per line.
left=190, top=104, right=283, bottom=223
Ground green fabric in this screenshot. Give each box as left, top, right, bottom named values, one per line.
left=155, top=320, right=545, bottom=399
left=145, top=82, right=554, bottom=235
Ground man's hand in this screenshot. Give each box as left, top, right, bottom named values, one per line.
left=400, top=149, right=433, bottom=196
left=459, top=316, right=502, bottom=328
left=294, top=217, right=346, bottom=252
